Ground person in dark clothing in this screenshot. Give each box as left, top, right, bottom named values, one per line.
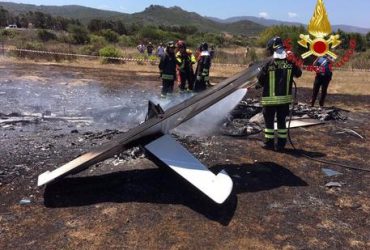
left=209, top=45, right=215, bottom=59
left=311, top=55, right=333, bottom=107
left=194, top=42, right=211, bottom=92
left=257, top=36, right=302, bottom=151
left=147, top=42, right=154, bottom=56
left=176, top=40, right=196, bottom=92
left=159, top=41, right=177, bottom=98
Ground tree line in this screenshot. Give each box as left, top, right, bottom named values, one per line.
left=0, top=6, right=254, bottom=48
left=0, top=6, right=80, bottom=30
left=258, top=25, right=370, bottom=52
left=1, top=6, right=369, bottom=52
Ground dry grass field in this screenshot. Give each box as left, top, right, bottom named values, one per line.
left=0, top=57, right=369, bottom=249
left=2, top=56, right=369, bottom=95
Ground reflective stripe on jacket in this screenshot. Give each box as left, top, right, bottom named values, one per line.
left=195, top=51, right=211, bottom=81
left=257, top=58, right=302, bottom=106
left=159, top=53, right=177, bottom=81
left=161, top=74, right=174, bottom=80
left=176, top=50, right=196, bottom=73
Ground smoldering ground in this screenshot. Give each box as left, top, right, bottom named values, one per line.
left=1, top=62, right=370, bottom=250
left=0, top=65, right=247, bottom=137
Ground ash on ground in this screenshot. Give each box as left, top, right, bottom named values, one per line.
left=221, top=95, right=349, bottom=137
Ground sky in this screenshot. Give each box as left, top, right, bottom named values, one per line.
left=1, top=0, right=369, bottom=28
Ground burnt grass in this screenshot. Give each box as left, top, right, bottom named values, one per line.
left=0, top=63, right=369, bottom=249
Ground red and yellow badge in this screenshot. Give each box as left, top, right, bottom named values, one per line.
left=298, top=0, right=341, bottom=59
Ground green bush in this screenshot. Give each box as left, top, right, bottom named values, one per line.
left=14, top=41, right=45, bottom=59
left=68, top=24, right=90, bottom=45
left=257, top=25, right=306, bottom=50
left=0, top=29, right=17, bottom=39
left=137, top=26, right=181, bottom=44
left=118, top=35, right=138, bottom=47
left=148, top=55, right=159, bottom=65
left=248, top=48, right=258, bottom=62
left=100, top=29, right=119, bottom=43
left=187, top=33, right=228, bottom=48
left=80, top=35, right=107, bottom=56
left=57, top=33, right=72, bottom=43
left=336, top=30, right=367, bottom=52
left=37, top=29, right=57, bottom=42
left=18, top=41, right=45, bottom=50
left=99, top=45, right=122, bottom=64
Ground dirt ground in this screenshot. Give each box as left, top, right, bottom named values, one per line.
left=0, top=59, right=369, bottom=249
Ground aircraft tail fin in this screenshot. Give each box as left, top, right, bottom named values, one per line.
left=146, top=101, right=165, bottom=121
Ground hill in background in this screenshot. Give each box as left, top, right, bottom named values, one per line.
left=0, top=2, right=128, bottom=23
left=0, top=3, right=264, bottom=36
left=1, top=2, right=368, bottom=36
left=207, top=16, right=370, bottom=34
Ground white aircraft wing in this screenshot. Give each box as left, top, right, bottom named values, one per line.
left=145, top=134, right=233, bottom=204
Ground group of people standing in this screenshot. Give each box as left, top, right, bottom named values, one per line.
left=159, top=40, right=212, bottom=98
left=137, top=42, right=165, bottom=57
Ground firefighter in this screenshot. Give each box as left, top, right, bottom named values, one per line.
left=158, top=41, right=177, bottom=98
left=176, top=40, right=196, bottom=92
left=256, top=36, right=302, bottom=151
left=194, top=42, right=211, bottom=92
left=311, top=55, right=333, bottom=107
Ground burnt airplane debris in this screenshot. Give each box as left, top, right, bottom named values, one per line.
left=221, top=97, right=263, bottom=136
left=325, top=182, right=342, bottom=188
left=292, top=104, right=349, bottom=121
left=221, top=119, right=262, bottom=137
left=0, top=111, right=94, bottom=127
left=322, top=168, right=343, bottom=177
left=221, top=100, right=332, bottom=137
left=37, top=60, right=267, bottom=204
left=336, top=128, right=364, bottom=140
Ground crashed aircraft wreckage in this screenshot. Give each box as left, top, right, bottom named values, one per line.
left=38, top=60, right=267, bottom=204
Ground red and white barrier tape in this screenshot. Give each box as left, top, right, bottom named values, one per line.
left=1, top=47, right=369, bottom=72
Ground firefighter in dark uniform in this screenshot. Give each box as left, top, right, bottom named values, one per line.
left=176, top=40, right=196, bottom=92
left=257, top=37, right=302, bottom=151
left=194, top=42, right=211, bottom=92
left=159, top=41, right=177, bottom=98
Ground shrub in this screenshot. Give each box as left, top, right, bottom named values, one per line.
left=13, top=41, right=45, bottom=59
left=80, top=35, right=107, bottom=56
left=257, top=25, right=306, bottom=50
left=99, top=45, right=122, bottom=64
left=118, top=35, right=138, bottom=47
left=187, top=33, right=228, bottom=48
left=57, top=33, right=72, bottom=43
left=137, top=26, right=181, bottom=44
left=100, top=29, right=119, bottom=43
left=0, top=29, right=17, bottom=39
left=148, top=55, right=158, bottom=65
left=248, top=47, right=258, bottom=62
left=68, top=24, right=90, bottom=45
left=37, top=29, right=57, bottom=42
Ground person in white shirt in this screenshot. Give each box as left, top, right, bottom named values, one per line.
left=156, top=43, right=165, bottom=58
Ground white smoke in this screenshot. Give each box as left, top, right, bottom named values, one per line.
left=173, top=88, right=248, bottom=136
left=1, top=67, right=247, bottom=135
